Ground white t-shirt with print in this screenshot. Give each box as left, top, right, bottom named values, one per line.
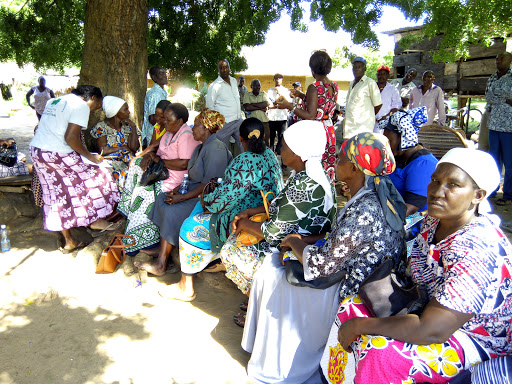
left=30, top=94, right=90, bottom=153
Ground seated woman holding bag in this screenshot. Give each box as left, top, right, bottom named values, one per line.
left=220, top=120, right=337, bottom=319
left=323, top=148, right=512, bottom=384
left=118, top=102, right=199, bottom=255
left=91, top=96, right=140, bottom=190
left=159, top=118, right=284, bottom=301
left=135, top=108, right=232, bottom=275
left=242, top=132, right=406, bottom=384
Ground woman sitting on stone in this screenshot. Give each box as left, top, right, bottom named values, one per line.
left=159, top=118, right=283, bottom=301
left=135, top=108, right=232, bottom=275
left=324, top=148, right=512, bottom=384
left=91, top=96, right=140, bottom=190
left=118, top=102, right=199, bottom=255
left=243, top=132, right=406, bottom=384
left=220, top=120, right=337, bottom=318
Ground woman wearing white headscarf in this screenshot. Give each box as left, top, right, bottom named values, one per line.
left=91, top=96, right=140, bottom=190
left=220, top=121, right=336, bottom=298
left=327, top=148, right=512, bottom=384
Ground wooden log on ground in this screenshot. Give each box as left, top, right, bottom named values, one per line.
left=0, top=174, right=32, bottom=186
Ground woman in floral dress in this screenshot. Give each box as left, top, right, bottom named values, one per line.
left=91, top=96, right=140, bottom=190
left=277, top=50, right=339, bottom=181
left=324, top=148, right=512, bottom=384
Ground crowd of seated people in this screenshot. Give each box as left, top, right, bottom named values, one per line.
left=27, top=50, right=512, bottom=383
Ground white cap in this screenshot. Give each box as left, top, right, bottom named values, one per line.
left=1, top=225, right=5, bottom=229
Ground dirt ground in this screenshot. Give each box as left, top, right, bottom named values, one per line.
left=0, top=111, right=252, bottom=384
left=2, top=109, right=512, bottom=384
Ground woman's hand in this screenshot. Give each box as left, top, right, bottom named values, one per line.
left=139, top=154, right=153, bottom=171
left=0, top=139, right=15, bottom=148
left=338, top=318, right=362, bottom=352
left=231, top=211, right=251, bottom=233
left=276, top=99, right=293, bottom=110
left=280, top=234, right=303, bottom=249
left=87, top=153, right=104, bottom=164
left=165, top=190, right=187, bottom=205
left=123, top=118, right=136, bottom=128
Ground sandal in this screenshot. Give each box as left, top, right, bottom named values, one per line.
left=88, top=221, right=123, bottom=237
left=204, top=260, right=226, bottom=273
left=158, top=284, right=196, bottom=302
left=58, top=240, right=89, bottom=254
left=239, top=301, right=248, bottom=312
left=496, top=198, right=512, bottom=206
left=233, top=312, right=246, bottom=327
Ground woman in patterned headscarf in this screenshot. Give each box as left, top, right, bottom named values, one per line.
left=379, top=106, right=438, bottom=217
left=240, top=132, right=406, bottom=384
left=135, top=108, right=232, bottom=276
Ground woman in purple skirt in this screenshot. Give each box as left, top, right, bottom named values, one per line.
left=30, top=85, right=121, bottom=253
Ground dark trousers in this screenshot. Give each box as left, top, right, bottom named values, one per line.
left=489, top=129, right=511, bottom=199
left=269, top=120, right=287, bottom=153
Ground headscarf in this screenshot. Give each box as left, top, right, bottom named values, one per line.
left=196, top=108, right=225, bottom=133
left=377, top=106, right=428, bottom=150
left=283, top=120, right=334, bottom=213
left=342, top=132, right=406, bottom=231
left=438, top=148, right=501, bottom=214
left=102, top=96, right=126, bottom=118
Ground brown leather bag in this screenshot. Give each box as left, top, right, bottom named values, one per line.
left=96, top=234, right=136, bottom=274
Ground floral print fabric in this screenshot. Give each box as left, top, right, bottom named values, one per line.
left=296, top=80, right=339, bottom=181
left=202, top=147, right=284, bottom=252
left=410, top=214, right=512, bottom=357
left=320, top=295, right=471, bottom=384
left=30, top=147, right=120, bottom=232
left=220, top=169, right=336, bottom=293
left=91, top=120, right=139, bottom=190
left=304, top=190, right=405, bottom=298
left=486, top=69, right=512, bottom=133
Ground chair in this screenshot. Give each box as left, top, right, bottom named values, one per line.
left=418, top=125, right=468, bottom=160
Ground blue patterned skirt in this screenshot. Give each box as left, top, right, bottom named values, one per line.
left=178, top=202, right=220, bottom=274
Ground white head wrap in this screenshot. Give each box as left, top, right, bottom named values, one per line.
left=282, top=120, right=334, bottom=213
left=102, top=96, right=126, bottom=118
left=438, top=148, right=501, bottom=214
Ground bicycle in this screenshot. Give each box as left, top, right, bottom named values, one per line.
left=444, top=102, right=483, bottom=138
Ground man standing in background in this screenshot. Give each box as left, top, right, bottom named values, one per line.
left=142, top=66, right=168, bottom=147
left=391, top=68, right=417, bottom=109
left=344, top=57, right=382, bottom=138
left=206, top=59, right=243, bottom=152
left=486, top=52, right=512, bottom=205
left=243, top=79, right=270, bottom=146
left=374, top=65, right=401, bottom=133
left=267, top=73, right=290, bottom=153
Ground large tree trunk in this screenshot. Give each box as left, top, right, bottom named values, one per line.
left=79, top=0, right=148, bottom=150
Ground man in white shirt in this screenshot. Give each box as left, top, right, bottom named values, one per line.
left=391, top=68, right=418, bottom=109
left=206, top=59, right=243, bottom=151
left=267, top=73, right=290, bottom=152
left=344, top=57, right=382, bottom=138
left=374, top=65, right=402, bottom=133
left=409, top=70, right=446, bottom=126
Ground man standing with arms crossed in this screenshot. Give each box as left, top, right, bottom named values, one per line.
left=206, top=59, right=243, bottom=152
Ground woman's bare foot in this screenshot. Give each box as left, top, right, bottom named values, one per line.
left=134, top=260, right=167, bottom=276
left=158, top=283, right=196, bottom=302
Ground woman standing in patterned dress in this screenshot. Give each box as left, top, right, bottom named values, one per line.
left=276, top=50, right=339, bottom=181
left=159, top=118, right=283, bottom=301
left=91, top=96, right=140, bottom=190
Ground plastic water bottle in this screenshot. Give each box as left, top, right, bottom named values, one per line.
left=179, top=174, right=190, bottom=194
left=1, top=225, right=11, bottom=252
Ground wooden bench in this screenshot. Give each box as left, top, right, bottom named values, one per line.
left=0, top=174, right=33, bottom=193
left=418, top=125, right=468, bottom=160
